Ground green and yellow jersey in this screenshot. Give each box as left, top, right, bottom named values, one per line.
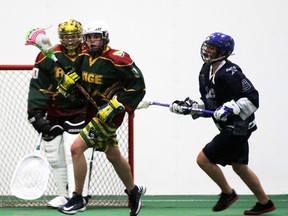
left=28, top=44, right=87, bottom=118
left=74, top=46, right=146, bottom=116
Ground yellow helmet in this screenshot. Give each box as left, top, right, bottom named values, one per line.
left=58, top=19, right=83, bottom=57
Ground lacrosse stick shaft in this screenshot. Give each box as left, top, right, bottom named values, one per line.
left=35, top=133, right=43, bottom=151
left=25, top=28, right=99, bottom=110
left=51, top=56, right=99, bottom=110
left=87, top=147, right=95, bottom=192
left=149, top=101, right=214, bottom=115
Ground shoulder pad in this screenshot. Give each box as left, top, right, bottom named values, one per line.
left=35, top=52, right=46, bottom=63
left=54, top=44, right=62, bottom=53
left=102, top=48, right=133, bottom=66
left=223, top=62, right=242, bottom=76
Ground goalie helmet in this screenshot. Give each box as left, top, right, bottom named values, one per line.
left=83, top=20, right=110, bottom=57
left=58, top=19, right=83, bottom=57
left=200, top=32, right=234, bottom=63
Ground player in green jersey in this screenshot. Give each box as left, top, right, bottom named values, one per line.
left=27, top=19, right=92, bottom=209
left=57, top=20, right=146, bottom=216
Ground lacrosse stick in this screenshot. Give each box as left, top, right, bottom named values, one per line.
left=10, top=133, right=50, bottom=200
left=137, top=100, right=214, bottom=115
left=25, top=27, right=55, bottom=59
left=87, top=147, right=95, bottom=195
left=25, top=28, right=99, bottom=110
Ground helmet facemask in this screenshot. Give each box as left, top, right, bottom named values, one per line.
left=201, top=42, right=228, bottom=63
left=200, top=32, right=234, bottom=63
left=58, top=19, right=83, bottom=57
left=84, top=33, right=109, bottom=57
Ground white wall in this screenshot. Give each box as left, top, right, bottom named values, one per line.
left=1, top=0, right=288, bottom=195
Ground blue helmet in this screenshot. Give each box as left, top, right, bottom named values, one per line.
left=201, top=32, right=234, bottom=63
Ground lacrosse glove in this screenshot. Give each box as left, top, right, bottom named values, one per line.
left=58, top=71, right=80, bottom=97
left=214, top=100, right=241, bottom=121
left=97, top=95, right=125, bottom=122
left=169, top=97, right=198, bottom=115
left=28, top=111, right=51, bottom=134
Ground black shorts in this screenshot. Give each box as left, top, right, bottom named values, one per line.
left=203, top=127, right=253, bottom=166
left=47, top=114, right=86, bottom=134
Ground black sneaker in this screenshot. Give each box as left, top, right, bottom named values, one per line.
left=125, top=185, right=146, bottom=216
left=83, top=195, right=91, bottom=205
left=213, top=189, right=239, bottom=212
left=58, top=192, right=86, bottom=215
left=244, top=200, right=276, bottom=215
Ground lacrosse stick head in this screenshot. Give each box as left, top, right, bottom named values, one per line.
left=136, top=101, right=152, bottom=109
left=10, top=153, right=50, bottom=200
left=25, top=28, right=55, bottom=58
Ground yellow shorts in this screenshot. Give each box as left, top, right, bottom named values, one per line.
left=80, top=117, right=119, bottom=152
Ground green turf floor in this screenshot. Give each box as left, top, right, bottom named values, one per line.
left=0, top=195, right=287, bottom=216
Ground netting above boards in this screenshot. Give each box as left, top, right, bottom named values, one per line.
left=0, top=66, right=134, bottom=207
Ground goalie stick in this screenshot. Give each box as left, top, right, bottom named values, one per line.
left=25, top=27, right=99, bottom=110
left=10, top=133, right=50, bottom=200
left=137, top=100, right=214, bottom=115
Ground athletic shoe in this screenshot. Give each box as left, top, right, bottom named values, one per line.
left=83, top=195, right=91, bottom=205
left=212, top=189, right=239, bottom=211
left=244, top=200, right=276, bottom=215
left=47, top=195, right=68, bottom=208
left=58, top=192, right=86, bottom=215
left=125, top=185, right=146, bottom=216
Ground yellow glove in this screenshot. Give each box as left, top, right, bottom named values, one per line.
left=98, top=95, right=125, bottom=122
left=57, top=71, right=80, bottom=97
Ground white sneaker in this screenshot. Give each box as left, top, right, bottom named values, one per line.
left=47, top=195, right=68, bottom=208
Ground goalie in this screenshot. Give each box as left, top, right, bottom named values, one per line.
left=27, top=19, right=92, bottom=209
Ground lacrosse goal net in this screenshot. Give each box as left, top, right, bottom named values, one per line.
left=0, top=65, right=134, bottom=207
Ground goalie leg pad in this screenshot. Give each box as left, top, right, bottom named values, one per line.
left=43, top=135, right=68, bottom=198
left=43, top=135, right=66, bottom=168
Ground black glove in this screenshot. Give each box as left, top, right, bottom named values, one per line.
left=28, top=110, right=51, bottom=134
left=169, top=97, right=197, bottom=115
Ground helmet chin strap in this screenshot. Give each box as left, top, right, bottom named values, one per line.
left=209, top=55, right=228, bottom=63
left=208, top=52, right=234, bottom=64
